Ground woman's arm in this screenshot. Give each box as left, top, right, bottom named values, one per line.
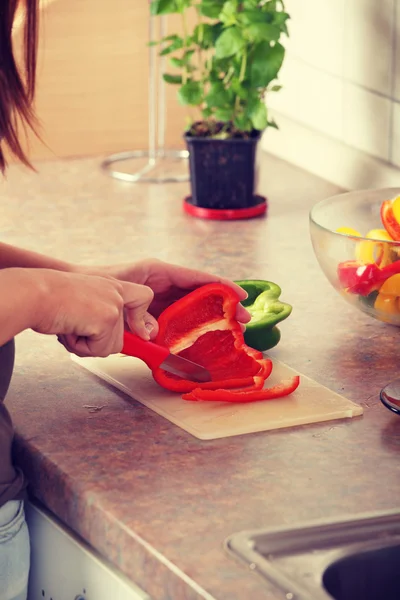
left=0, top=267, right=154, bottom=351
left=0, top=268, right=43, bottom=344
left=0, top=242, right=73, bottom=272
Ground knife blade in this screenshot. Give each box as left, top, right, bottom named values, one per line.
left=122, top=331, right=211, bottom=383
left=158, top=352, right=211, bottom=383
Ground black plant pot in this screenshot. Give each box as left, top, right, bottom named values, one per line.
left=184, top=132, right=264, bottom=215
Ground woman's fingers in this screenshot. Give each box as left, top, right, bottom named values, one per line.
left=236, top=303, right=251, bottom=324
left=122, top=283, right=155, bottom=340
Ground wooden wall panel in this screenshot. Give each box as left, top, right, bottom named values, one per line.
left=12, top=0, right=192, bottom=161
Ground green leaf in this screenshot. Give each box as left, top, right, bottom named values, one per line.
left=163, top=73, right=183, bottom=84
left=242, top=0, right=259, bottom=7
left=263, top=0, right=279, bottom=8
left=270, top=84, right=282, bottom=92
left=170, top=57, right=183, bottom=67
left=245, top=23, right=281, bottom=43
left=208, top=65, right=222, bottom=83
left=231, top=77, right=249, bottom=100
left=169, top=49, right=194, bottom=67
left=233, top=113, right=252, bottom=131
left=178, top=81, right=203, bottom=105
left=210, top=22, right=224, bottom=44
left=193, top=23, right=211, bottom=48
left=249, top=99, right=268, bottom=130
left=274, top=11, right=290, bottom=26
left=175, top=0, right=191, bottom=10
left=215, top=27, right=244, bottom=59
left=202, top=107, right=213, bottom=119
left=273, top=11, right=290, bottom=36
left=240, top=10, right=274, bottom=25
left=150, top=0, right=178, bottom=16
left=162, top=34, right=183, bottom=42
left=250, top=42, right=285, bottom=87
left=214, top=108, right=233, bottom=121
left=160, top=37, right=184, bottom=56
left=205, top=82, right=233, bottom=108
left=193, top=23, right=223, bottom=49
left=219, top=0, right=238, bottom=26
left=268, top=118, right=279, bottom=129
left=199, top=0, right=224, bottom=18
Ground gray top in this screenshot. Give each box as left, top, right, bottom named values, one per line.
left=0, top=339, right=25, bottom=506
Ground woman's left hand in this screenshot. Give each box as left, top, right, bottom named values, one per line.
left=77, top=259, right=251, bottom=338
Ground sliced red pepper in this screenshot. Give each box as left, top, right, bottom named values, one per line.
left=337, top=260, right=400, bottom=296
left=152, top=283, right=270, bottom=393
left=256, top=358, right=273, bottom=379
left=381, top=200, right=400, bottom=241
left=182, top=376, right=300, bottom=403
left=189, top=376, right=260, bottom=390
left=337, top=261, right=382, bottom=295
left=152, top=283, right=299, bottom=404
left=200, top=376, right=271, bottom=394
left=192, top=359, right=273, bottom=390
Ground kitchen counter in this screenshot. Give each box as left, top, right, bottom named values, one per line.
left=4, top=152, right=400, bottom=600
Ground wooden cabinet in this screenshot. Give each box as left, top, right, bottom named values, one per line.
left=26, top=502, right=151, bottom=600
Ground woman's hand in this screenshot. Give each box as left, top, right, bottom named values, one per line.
left=77, top=259, right=251, bottom=331
left=25, top=269, right=155, bottom=357
left=0, top=246, right=251, bottom=354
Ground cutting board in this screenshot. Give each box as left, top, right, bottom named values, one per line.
left=72, top=354, right=363, bottom=440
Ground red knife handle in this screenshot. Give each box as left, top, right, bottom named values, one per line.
left=122, top=331, right=170, bottom=371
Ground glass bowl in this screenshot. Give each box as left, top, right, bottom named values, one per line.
left=309, top=187, right=400, bottom=326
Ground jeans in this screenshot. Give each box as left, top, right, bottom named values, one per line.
left=0, top=501, right=30, bottom=600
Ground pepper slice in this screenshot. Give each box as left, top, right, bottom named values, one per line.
left=152, top=283, right=269, bottom=393
left=235, top=280, right=292, bottom=351
left=356, top=229, right=393, bottom=266
left=337, top=260, right=400, bottom=296
left=381, top=199, right=400, bottom=241
left=374, top=292, right=398, bottom=316
left=182, top=376, right=300, bottom=403
left=374, top=273, right=400, bottom=318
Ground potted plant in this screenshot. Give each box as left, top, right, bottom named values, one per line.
left=150, top=0, right=289, bottom=219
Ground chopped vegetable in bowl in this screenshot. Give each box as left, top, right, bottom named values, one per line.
left=310, top=188, right=400, bottom=326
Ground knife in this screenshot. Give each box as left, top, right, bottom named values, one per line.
left=121, top=331, right=211, bottom=383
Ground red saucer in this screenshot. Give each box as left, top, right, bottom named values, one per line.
left=183, top=195, right=268, bottom=221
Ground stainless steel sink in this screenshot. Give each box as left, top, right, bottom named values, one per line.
left=225, top=509, right=400, bottom=600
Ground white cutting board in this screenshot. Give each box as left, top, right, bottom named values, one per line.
left=72, top=354, right=363, bottom=440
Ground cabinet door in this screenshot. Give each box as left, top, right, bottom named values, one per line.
left=26, top=502, right=151, bottom=600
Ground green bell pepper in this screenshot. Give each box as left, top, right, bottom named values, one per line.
left=235, top=279, right=292, bottom=351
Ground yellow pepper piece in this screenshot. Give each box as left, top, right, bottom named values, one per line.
left=356, top=229, right=393, bottom=266
left=336, top=227, right=361, bottom=237
left=392, top=196, right=400, bottom=225
left=375, top=274, right=400, bottom=321
left=374, top=292, right=398, bottom=315
left=367, top=229, right=393, bottom=267
left=366, top=229, right=393, bottom=241
left=379, top=273, right=400, bottom=296
left=356, top=241, right=377, bottom=264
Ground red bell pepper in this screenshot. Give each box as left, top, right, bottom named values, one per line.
left=381, top=200, right=400, bottom=241
left=337, top=259, right=400, bottom=296
left=153, top=283, right=269, bottom=393
left=182, top=376, right=300, bottom=403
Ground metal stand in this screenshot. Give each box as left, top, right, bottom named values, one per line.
left=101, top=15, right=189, bottom=184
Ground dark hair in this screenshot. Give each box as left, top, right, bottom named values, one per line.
left=0, top=0, right=39, bottom=171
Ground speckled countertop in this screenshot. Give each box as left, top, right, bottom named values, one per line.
left=3, top=152, right=400, bottom=600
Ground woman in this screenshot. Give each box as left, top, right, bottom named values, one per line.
left=0, top=2, right=250, bottom=599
